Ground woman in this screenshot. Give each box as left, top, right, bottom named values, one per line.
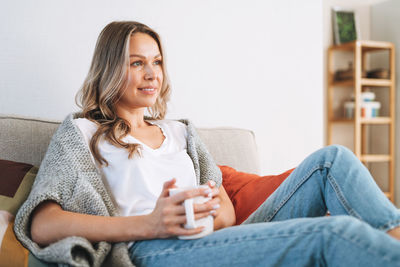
left=15, top=21, right=400, bottom=267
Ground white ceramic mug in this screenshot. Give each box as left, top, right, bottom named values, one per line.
left=169, top=185, right=214, bottom=239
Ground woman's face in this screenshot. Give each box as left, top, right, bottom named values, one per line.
left=117, top=32, right=163, bottom=112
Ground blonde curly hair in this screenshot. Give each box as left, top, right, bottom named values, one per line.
left=75, top=21, right=171, bottom=166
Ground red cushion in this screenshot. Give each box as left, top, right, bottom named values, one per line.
left=220, top=166, right=294, bottom=224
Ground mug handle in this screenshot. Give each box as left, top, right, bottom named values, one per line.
left=183, top=198, right=196, bottom=229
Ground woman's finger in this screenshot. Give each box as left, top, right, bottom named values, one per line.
left=206, top=181, right=219, bottom=197
left=210, top=209, right=218, bottom=217
left=169, top=210, right=211, bottom=225
left=208, top=180, right=216, bottom=188
left=170, top=187, right=211, bottom=204
left=174, top=226, right=205, bottom=236
left=210, top=187, right=219, bottom=197
left=160, top=178, right=177, bottom=197
left=169, top=204, right=186, bottom=215
left=194, top=211, right=212, bottom=220
left=169, top=214, right=190, bottom=225
left=193, top=198, right=220, bottom=213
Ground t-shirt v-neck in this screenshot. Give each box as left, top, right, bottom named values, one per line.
left=124, top=120, right=168, bottom=153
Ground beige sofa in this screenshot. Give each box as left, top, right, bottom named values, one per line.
left=0, top=114, right=261, bottom=265
left=0, top=114, right=260, bottom=174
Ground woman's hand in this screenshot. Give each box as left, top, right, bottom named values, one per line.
left=148, top=178, right=218, bottom=239
left=204, top=180, right=221, bottom=218
left=205, top=181, right=236, bottom=230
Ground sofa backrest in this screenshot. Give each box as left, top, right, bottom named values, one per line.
left=0, top=115, right=260, bottom=174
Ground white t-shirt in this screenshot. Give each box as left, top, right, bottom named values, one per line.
left=74, top=118, right=197, bottom=217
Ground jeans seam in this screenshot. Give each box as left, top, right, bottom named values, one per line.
left=326, top=172, right=362, bottom=220
left=263, top=165, right=325, bottom=222
left=378, top=219, right=400, bottom=232
left=134, top=231, right=319, bottom=259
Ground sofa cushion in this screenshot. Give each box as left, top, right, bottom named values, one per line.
left=0, top=160, right=38, bottom=216
left=0, top=116, right=60, bottom=167
left=0, top=159, right=40, bottom=266
left=198, top=127, right=260, bottom=174
left=220, top=165, right=294, bottom=224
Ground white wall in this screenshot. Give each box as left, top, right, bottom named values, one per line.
left=0, top=0, right=323, bottom=175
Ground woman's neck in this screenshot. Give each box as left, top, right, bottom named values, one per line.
left=116, top=107, right=148, bottom=129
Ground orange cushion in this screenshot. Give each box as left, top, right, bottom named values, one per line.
left=220, top=166, right=294, bottom=224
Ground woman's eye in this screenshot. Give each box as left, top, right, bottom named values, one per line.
left=131, top=61, right=142, bottom=67
left=153, top=60, right=162, bottom=66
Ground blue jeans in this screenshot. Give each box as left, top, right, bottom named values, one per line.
left=129, top=145, right=400, bottom=266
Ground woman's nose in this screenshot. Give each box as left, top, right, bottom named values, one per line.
left=144, top=64, right=155, bottom=80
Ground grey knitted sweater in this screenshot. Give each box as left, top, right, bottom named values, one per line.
left=14, top=113, right=222, bottom=267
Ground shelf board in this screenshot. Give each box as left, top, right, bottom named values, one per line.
left=330, top=80, right=354, bottom=87
left=330, top=40, right=393, bottom=52
left=329, top=78, right=391, bottom=87
left=361, top=78, right=391, bottom=87
left=360, top=40, right=394, bottom=51
left=330, top=117, right=391, bottom=124
left=330, top=119, right=353, bottom=124
left=360, top=154, right=391, bottom=162
left=360, top=117, right=392, bottom=124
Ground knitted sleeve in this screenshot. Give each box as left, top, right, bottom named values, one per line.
left=13, top=114, right=132, bottom=267
left=181, top=119, right=223, bottom=187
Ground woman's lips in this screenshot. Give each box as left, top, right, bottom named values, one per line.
left=138, top=87, right=157, bottom=95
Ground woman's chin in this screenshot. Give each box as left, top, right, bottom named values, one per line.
left=141, top=100, right=158, bottom=109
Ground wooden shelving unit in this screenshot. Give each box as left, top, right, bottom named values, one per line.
left=327, top=40, right=396, bottom=202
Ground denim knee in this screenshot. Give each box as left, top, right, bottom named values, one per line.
left=323, top=215, right=365, bottom=234
left=325, top=144, right=352, bottom=156
left=322, top=145, right=358, bottom=164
